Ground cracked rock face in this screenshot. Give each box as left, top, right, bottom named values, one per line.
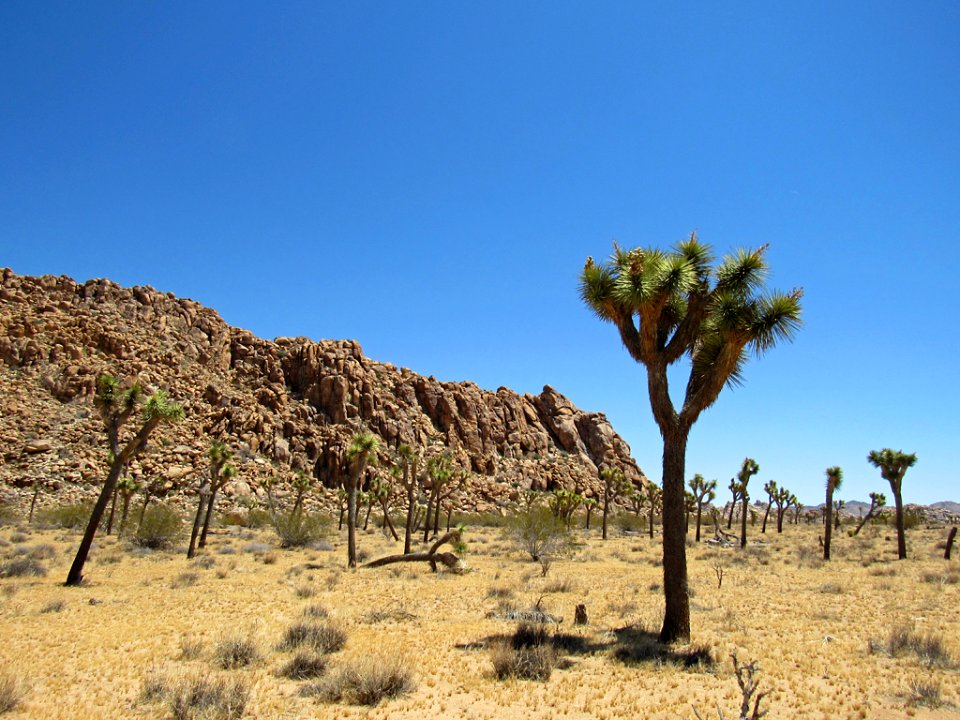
left=0, top=268, right=646, bottom=512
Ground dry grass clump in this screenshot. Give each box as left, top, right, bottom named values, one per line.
left=0, top=557, right=46, bottom=578
left=0, top=668, right=27, bottom=714
left=179, top=634, right=204, bottom=660
left=213, top=633, right=261, bottom=669
left=279, top=651, right=328, bottom=680
left=490, top=642, right=557, bottom=681
left=141, top=671, right=249, bottom=719
left=279, top=620, right=346, bottom=654
left=301, top=654, right=415, bottom=705
left=871, top=625, right=957, bottom=668
left=40, top=598, right=66, bottom=614
left=171, top=571, right=200, bottom=589
left=906, top=678, right=943, bottom=708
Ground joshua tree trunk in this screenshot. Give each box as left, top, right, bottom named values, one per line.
left=727, top=500, right=735, bottom=529
left=139, top=490, right=153, bottom=527
left=945, top=527, right=957, bottom=560
left=363, top=498, right=373, bottom=531
left=648, top=502, right=655, bottom=539
left=347, top=480, right=358, bottom=568
left=660, top=429, right=690, bottom=643
left=602, top=495, right=610, bottom=540
left=198, top=480, right=221, bottom=549
left=893, top=490, right=907, bottom=560
left=381, top=497, right=400, bottom=541
left=403, top=486, right=416, bottom=554
left=433, top=495, right=442, bottom=537
left=118, top=492, right=132, bottom=538
left=106, top=485, right=119, bottom=535
left=187, top=484, right=209, bottom=559
left=761, top=503, right=771, bottom=533
left=695, top=504, right=703, bottom=542
left=740, top=494, right=748, bottom=548
left=29, top=485, right=41, bottom=523
left=824, top=490, right=835, bottom=561
left=776, top=507, right=785, bottom=533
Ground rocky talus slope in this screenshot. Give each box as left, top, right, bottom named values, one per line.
left=0, top=269, right=646, bottom=512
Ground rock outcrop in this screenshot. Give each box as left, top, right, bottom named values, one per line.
left=0, top=268, right=646, bottom=512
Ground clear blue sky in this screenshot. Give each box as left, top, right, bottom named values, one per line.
left=2, top=2, right=958, bottom=505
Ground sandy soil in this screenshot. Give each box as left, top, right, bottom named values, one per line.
left=1, top=514, right=958, bottom=719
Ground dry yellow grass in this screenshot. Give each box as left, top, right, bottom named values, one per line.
left=1, top=517, right=958, bottom=719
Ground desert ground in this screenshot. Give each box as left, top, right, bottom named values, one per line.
left=1, top=509, right=958, bottom=720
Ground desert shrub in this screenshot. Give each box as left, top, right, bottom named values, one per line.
left=279, top=651, right=328, bottom=680
left=302, top=654, right=414, bottom=705
left=214, top=633, right=261, bottom=669
left=883, top=626, right=955, bottom=668
left=302, top=604, right=329, bottom=619
left=24, top=544, right=56, bottom=560
left=179, top=635, right=204, bottom=660
left=37, top=502, right=93, bottom=530
left=142, top=672, right=248, bottom=720
left=8, top=532, right=28, bottom=544
left=133, top=504, right=183, bottom=549
left=0, top=667, right=27, bottom=713
left=0, top=557, right=47, bottom=578
left=0, top=505, right=18, bottom=527
left=902, top=509, right=923, bottom=530
left=505, top=505, right=571, bottom=562
left=244, top=509, right=273, bottom=529
left=614, top=513, right=645, bottom=533
left=295, top=584, right=316, bottom=599
left=272, top=511, right=330, bottom=549
left=279, top=621, right=346, bottom=654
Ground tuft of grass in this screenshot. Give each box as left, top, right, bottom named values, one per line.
left=301, top=604, right=329, bottom=619
left=179, top=635, right=204, bottom=660
left=279, top=651, right=327, bottom=680
left=141, top=672, right=249, bottom=719
left=0, top=668, right=27, bottom=713
left=302, top=654, right=414, bottom=705
left=40, top=599, right=66, bottom=614
left=0, top=557, right=47, bottom=578
left=489, top=642, right=557, bottom=681
left=907, top=678, right=943, bottom=708
left=214, top=633, right=261, bottom=669
left=279, top=621, right=346, bottom=654
left=36, top=503, right=92, bottom=530
left=171, top=572, right=200, bottom=589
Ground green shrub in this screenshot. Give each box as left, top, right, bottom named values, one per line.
left=133, top=504, right=183, bottom=550
left=37, top=502, right=93, bottom=530
left=272, top=511, right=330, bottom=549
left=504, top=505, right=571, bottom=562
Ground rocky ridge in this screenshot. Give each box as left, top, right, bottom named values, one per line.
left=0, top=269, right=646, bottom=513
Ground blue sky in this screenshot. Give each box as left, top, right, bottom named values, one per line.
left=2, top=2, right=958, bottom=504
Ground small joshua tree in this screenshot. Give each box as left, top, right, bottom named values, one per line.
left=291, top=470, right=314, bottom=515
left=600, top=466, right=629, bottom=540
left=395, top=443, right=421, bottom=554
left=688, top=474, right=717, bottom=542
left=736, top=458, right=759, bottom=548
left=115, top=474, right=141, bottom=538
left=198, top=443, right=237, bottom=549
left=646, top=483, right=662, bottom=539
left=726, top=478, right=741, bottom=530
left=760, top=480, right=778, bottom=534
left=772, top=486, right=791, bottom=533
left=823, top=466, right=843, bottom=561
left=867, top=449, right=917, bottom=560
left=549, top=489, right=583, bottom=529
left=853, top=491, right=886, bottom=535
left=66, top=375, right=183, bottom=586
left=346, top=431, right=379, bottom=568
left=423, top=452, right=453, bottom=542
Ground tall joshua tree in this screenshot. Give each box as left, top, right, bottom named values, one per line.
left=868, top=449, right=917, bottom=560
left=66, top=375, right=183, bottom=586
left=726, top=478, right=741, bottom=530
left=423, top=452, right=453, bottom=542
left=853, top=491, right=886, bottom=535
left=737, top=458, right=759, bottom=548
left=688, top=474, right=717, bottom=542
left=346, top=431, right=379, bottom=568
left=579, top=236, right=802, bottom=641
left=823, top=466, right=843, bottom=560
left=773, top=486, right=792, bottom=533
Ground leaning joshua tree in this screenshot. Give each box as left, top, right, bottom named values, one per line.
left=198, top=442, right=237, bottom=550
left=345, top=431, right=379, bottom=568
left=853, top=491, right=886, bottom=535
left=867, top=449, right=917, bottom=560
left=688, top=474, right=717, bottom=542
left=736, top=458, right=759, bottom=548
left=579, top=236, right=802, bottom=641
left=66, top=375, right=184, bottom=586
left=823, top=466, right=843, bottom=561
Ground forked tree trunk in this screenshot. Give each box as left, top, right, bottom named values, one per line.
left=660, top=430, right=690, bottom=643
left=199, top=480, right=220, bottom=549
left=106, top=486, right=119, bottom=535
left=118, top=492, right=132, bottom=538
left=776, top=507, right=785, bottom=533
left=187, top=487, right=209, bottom=559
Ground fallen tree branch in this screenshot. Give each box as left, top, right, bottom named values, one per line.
left=363, top=529, right=464, bottom=573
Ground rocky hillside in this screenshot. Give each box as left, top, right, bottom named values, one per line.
left=0, top=269, right=646, bottom=513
